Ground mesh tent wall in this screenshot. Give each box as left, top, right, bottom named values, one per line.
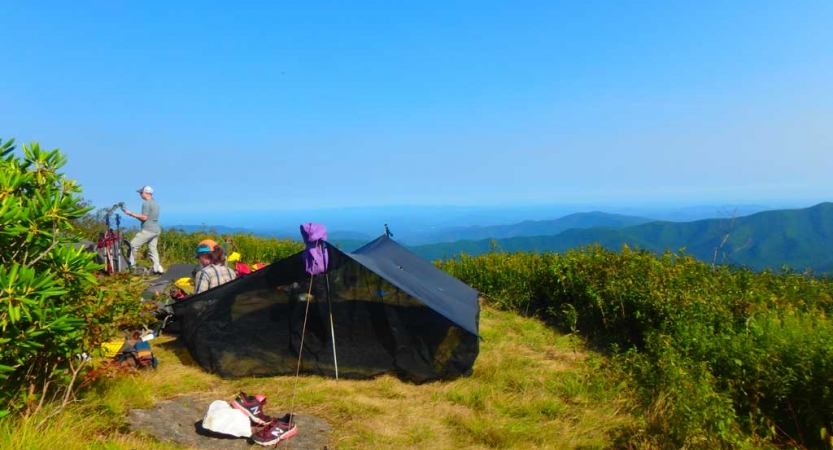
left=172, top=235, right=480, bottom=383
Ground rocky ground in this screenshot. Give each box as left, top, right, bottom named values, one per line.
left=128, top=395, right=331, bottom=449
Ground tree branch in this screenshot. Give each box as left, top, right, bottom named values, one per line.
left=61, top=356, right=85, bottom=408
left=26, top=223, right=60, bottom=267
left=34, top=359, right=58, bottom=417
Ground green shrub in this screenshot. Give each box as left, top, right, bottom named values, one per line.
left=155, top=228, right=303, bottom=265
left=439, top=245, right=833, bottom=448
left=0, top=139, right=151, bottom=420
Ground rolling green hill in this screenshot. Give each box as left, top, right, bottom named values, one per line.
left=405, top=211, right=653, bottom=244
left=411, top=202, right=833, bottom=273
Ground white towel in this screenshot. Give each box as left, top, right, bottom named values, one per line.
left=202, top=400, right=252, bottom=438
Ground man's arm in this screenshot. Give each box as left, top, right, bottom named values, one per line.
left=124, top=210, right=148, bottom=221
left=122, top=203, right=148, bottom=221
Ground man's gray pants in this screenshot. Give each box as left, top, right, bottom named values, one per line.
left=129, top=229, right=162, bottom=272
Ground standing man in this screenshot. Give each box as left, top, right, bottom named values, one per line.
left=122, top=185, right=164, bottom=274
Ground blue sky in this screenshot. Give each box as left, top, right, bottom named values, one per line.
left=2, top=1, right=831, bottom=216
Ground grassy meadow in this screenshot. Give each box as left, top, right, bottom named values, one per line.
left=0, top=305, right=638, bottom=450
left=6, top=224, right=833, bottom=449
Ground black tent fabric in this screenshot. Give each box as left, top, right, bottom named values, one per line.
left=349, top=235, right=480, bottom=336
left=172, top=235, right=480, bottom=383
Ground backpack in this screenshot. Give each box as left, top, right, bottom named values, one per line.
left=134, top=341, right=157, bottom=368
left=118, top=340, right=158, bottom=369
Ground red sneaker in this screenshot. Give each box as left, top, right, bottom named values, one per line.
left=251, top=414, right=298, bottom=446
left=230, top=391, right=273, bottom=425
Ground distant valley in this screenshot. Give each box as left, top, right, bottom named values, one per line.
left=401, top=211, right=654, bottom=245
left=164, top=202, right=782, bottom=243
left=410, top=202, right=833, bottom=273
left=167, top=201, right=832, bottom=273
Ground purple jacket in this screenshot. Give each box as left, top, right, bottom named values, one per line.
left=300, top=223, right=328, bottom=275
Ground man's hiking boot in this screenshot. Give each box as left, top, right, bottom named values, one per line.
left=230, top=392, right=273, bottom=425
left=251, top=414, right=297, bottom=446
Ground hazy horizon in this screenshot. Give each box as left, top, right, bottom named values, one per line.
left=156, top=198, right=827, bottom=240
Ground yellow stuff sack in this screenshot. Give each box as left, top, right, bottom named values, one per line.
left=174, top=276, right=194, bottom=295
left=101, top=340, right=124, bottom=358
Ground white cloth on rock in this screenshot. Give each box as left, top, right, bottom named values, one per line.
left=202, top=400, right=252, bottom=438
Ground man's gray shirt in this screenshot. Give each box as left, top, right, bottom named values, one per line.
left=141, top=198, right=161, bottom=233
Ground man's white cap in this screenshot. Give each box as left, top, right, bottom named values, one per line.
left=137, top=186, right=153, bottom=194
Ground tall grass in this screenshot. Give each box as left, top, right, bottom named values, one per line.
left=150, top=228, right=303, bottom=266
left=440, top=244, right=833, bottom=449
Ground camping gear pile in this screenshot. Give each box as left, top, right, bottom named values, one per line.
left=201, top=392, right=297, bottom=446
left=139, top=263, right=199, bottom=334
left=172, top=223, right=481, bottom=383
left=99, top=328, right=159, bottom=370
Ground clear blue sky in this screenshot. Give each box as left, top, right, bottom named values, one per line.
left=2, top=1, right=831, bottom=214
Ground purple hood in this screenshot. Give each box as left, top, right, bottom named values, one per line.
left=300, top=223, right=328, bottom=276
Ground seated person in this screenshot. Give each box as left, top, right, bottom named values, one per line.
left=198, top=238, right=235, bottom=266
left=194, top=244, right=237, bottom=294
left=190, top=239, right=227, bottom=278
left=198, top=238, right=218, bottom=251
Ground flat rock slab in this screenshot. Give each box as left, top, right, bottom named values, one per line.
left=128, top=395, right=331, bottom=449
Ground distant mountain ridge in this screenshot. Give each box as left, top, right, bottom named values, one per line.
left=168, top=224, right=254, bottom=234
left=166, top=224, right=377, bottom=244
left=402, top=211, right=653, bottom=245
left=410, top=202, right=833, bottom=273
left=170, top=211, right=651, bottom=244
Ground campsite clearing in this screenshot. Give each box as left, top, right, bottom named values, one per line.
left=0, top=305, right=639, bottom=450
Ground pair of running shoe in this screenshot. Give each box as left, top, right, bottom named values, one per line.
left=231, top=392, right=298, bottom=446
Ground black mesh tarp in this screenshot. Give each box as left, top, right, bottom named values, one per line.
left=172, top=236, right=480, bottom=383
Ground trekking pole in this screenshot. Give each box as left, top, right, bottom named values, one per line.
left=325, top=272, right=338, bottom=381
left=114, top=213, right=122, bottom=273
left=323, top=243, right=339, bottom=381
left=104, top=213, right=114, bottom=273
